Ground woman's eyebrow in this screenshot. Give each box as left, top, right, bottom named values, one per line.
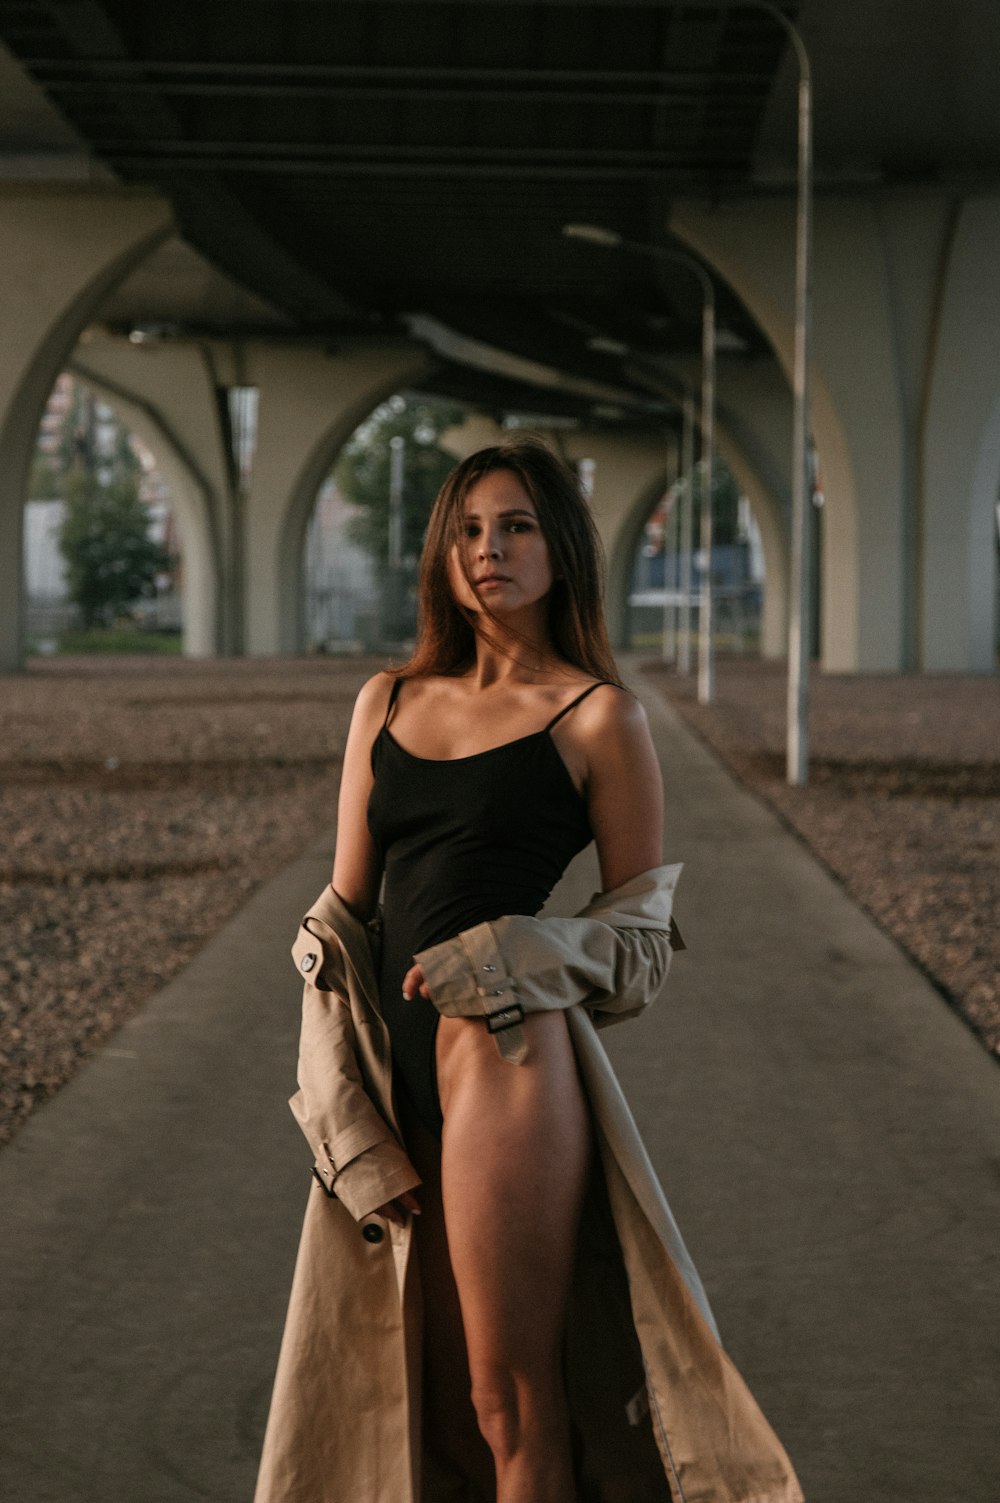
left=463, top=508, right=537, bottom=520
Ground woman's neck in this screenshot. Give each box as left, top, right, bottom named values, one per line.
left=466, top=626, right=569, bottom=687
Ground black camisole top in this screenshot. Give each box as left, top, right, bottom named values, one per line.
left=366, top=677, right=614, bottom=1133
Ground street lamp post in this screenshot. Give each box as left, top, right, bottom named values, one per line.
left=696, top=273, right=716, bottom=705
left=563, top=223, right=717, bottom=703
left=385, top=434, right=406, bottom=640
left=388, top=434, right=405, bottom=571
left=660, top=435, right=681, bottom=664
left=760, top=2, right=814, bottom=787
left=678, top=391, right=696, bottom=676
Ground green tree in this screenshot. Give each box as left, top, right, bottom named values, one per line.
left=334, top=395, right=465, bottom=569
left=58, top=470, right=170, bottom=628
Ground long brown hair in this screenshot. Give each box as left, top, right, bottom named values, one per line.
left=397, top=435, right=621, bottom=684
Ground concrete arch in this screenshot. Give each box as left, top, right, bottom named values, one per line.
left=68, top=338, right=255, bottom=655
left=922, top=196, right=1000, bottom=671
left=0, top=191, right=173, bottom=669
left=658, top=352, right=792, bottom=663
left=246, top=344, right=435, bottom=655
left=708, top=360, right=791, bottom=661
left=670, top=198, right=918, bottom=671
left=592, top=407, right=789, bottom=660
left=608, top=465, right=674, bottom=650
left=559, top=431, right=673, bottom=650
left=69, top=354, right=223, bottom=657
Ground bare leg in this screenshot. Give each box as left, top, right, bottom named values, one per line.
left=437, top=1011, right=590, bottom=1503
left=398, top=1090, right=495, bottom=1501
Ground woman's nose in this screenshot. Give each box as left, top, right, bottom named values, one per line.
left=477, top=534, right=503, bottom=558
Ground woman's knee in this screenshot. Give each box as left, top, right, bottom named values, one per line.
left=469, top=1363, right=562, bottom=1463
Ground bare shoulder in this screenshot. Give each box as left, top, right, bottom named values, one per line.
left=573, top=682, right=658, bottom=783
left=570, top=683, right=662, bottom=883
left=573, top=682, right=651, bottom=748
left=350, top=670, right=397, bottom=731
left=551, top=681, right=657, bottom=805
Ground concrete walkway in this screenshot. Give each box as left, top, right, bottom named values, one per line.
left=0, top=666, right=997, bottom=1502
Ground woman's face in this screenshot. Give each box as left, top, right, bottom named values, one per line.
left=447, top=469, right=555, bottom=617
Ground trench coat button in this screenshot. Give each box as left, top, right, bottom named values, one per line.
left=300, top=953, right=317, bottom=973
left=362, top=1223, right=384, bottom=1245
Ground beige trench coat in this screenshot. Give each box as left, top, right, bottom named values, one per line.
left=254, top=866, right=804, bottom=1503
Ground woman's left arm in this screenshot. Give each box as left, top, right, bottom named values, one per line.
left=575, top=684, right=664, bottom=892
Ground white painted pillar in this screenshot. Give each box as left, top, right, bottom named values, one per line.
left=70, top=338, right=235, bottom=657
left=922, top=196, right=1000, bottom=672
left=0, top=190, right=172, bottom=669
left=671, top=198, right=918, bottom=672
left=242, top=343, right=433, bottom=655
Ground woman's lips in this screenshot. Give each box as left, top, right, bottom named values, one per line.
left=475, top=575, right=511, bottom=588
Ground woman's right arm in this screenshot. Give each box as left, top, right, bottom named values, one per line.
left=327, top=673, right=420, bottom=1226
left=331, top=671, right=394, bottom=921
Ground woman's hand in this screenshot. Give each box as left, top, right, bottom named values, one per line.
left=401, top=961, right=431, bottom=1002
left=373, top=1189, right=422, bottom=1227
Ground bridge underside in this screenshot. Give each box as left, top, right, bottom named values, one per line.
left=0, top=1, right=997, bottom=669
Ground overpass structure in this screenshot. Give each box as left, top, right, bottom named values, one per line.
left=0, top=0, right=997, bottom=672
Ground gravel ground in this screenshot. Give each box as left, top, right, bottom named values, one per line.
left=0, top=654, right=378, bottom=1148
left=645, top=657, right=1000, bottom=1058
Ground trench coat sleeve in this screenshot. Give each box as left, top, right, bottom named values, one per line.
left=415, top=865, right=683, bottom=1041
left=290, top=918, right=420, bottom=1223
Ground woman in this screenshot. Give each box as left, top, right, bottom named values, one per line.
left=254, top=438, right=803, bottom=1503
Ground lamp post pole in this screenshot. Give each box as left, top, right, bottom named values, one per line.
left=660, top=442, right=678, bottom=664
left=696, top=273, right=716, bottom=704
left=678, top=390, right=696, bottom=675
left=787, top=17, right=814, bottom=786
left=754, top=1, right=814, bottom=785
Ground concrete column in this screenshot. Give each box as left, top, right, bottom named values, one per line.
left=559, top=431, right=671, bottom=648
left=242, top=343, right=434, bottom=655
left=0, top=189, right=172, bottom=669
left=70, top=338, right=235, bottom=657
left=671, top=197, right=934, bottom=672
left=70, top=338, right=436, bottom=658
left=921, top=196, right=1000, bottom=671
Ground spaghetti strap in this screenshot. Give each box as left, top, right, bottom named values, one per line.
left=382, top=676, right=404, bottom=730
left=544, top=680, right=617, bottom=732
left=371, top=678, right=404, bottom=773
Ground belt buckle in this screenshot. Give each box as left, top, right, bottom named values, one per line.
left=485, top=1001, right=525, bottom=1034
